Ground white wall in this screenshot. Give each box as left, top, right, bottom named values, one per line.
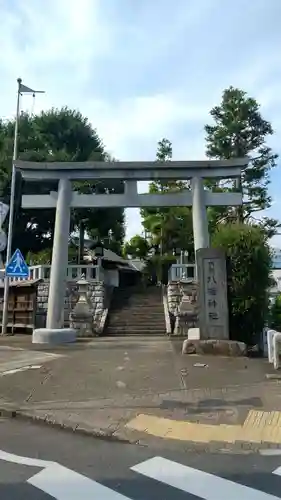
left=271, top=269, right=281, bottom=293
left=104, top=269, right=119, bottom=287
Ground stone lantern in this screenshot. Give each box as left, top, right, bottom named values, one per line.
left=69, top=275, right=93, bottom=336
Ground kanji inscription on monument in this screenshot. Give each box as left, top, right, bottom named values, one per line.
left=196, top=248, right=229, bottom=339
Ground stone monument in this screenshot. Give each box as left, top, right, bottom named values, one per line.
left=196, top=248, right=229, bottom=340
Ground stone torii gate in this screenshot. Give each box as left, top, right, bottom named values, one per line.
left=15, top=158, right=247, bottom=340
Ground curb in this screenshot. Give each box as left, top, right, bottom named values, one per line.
left=0, top=406, right=138, bottom=445
left=2, top=406, right=281, bottom=454
left=1, top=406, right=280, bottom=454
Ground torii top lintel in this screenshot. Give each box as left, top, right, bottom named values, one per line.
left=14, top=158, right=248, bottom=182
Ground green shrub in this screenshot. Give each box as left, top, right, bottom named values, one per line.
left=26, top=244, right=79, bottom=265
left=212, top=223, right=272, bottom=345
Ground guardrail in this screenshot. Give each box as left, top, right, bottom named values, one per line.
left=267, top=328, right=281, bottom=369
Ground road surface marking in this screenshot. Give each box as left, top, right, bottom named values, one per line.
left=0, top=365, right=42, bottom=376
left=0, top=449, right=52, bottom=468
left=131, top=456, right=280, bottom=500
left=126, top=411, right=281, bottom=444
left=0, top=449, right=132, bottom=499
left=1, top=448, right=281, bottom=499
left=28, top=463, right=132, bottom=500
left=273, top=465, right=281, bottom=475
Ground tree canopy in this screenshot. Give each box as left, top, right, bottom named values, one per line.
left=0, top=107, right=125, bottom=257
left=205, top=86, right=279, bottom=235
left=123, top=234, right=150, bottom=260
left=140, top=138, right=194, bottom=257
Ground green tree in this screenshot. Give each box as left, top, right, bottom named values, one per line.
left=141, top=138, right=193, bottom=256
left=269, top=294, right=281, bottom=331
left=205, top=86, right=278, bottom=232
left=123, top=235, right=150, bottom=260
left=0, top=108, right=125, bottom=257
left=26, top=243, right=78, bottom=265
left=212, top=223, right=272, bottom=345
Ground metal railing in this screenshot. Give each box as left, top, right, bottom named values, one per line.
left=169, top=264, right=196, bottom=281
left=0, top=264, right=99, bottom=283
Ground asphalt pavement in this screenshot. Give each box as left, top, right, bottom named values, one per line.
left=0, top=336, right=279, bottom=454
left=1, top=417, right=281, bottom=499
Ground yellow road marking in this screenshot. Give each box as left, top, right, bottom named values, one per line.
left=125, top=410, right=281, bottom=444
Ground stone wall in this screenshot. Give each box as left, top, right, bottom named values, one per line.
left=35, top=280, right=112, bottom=335
left=36, top=282, right=50, bottom=328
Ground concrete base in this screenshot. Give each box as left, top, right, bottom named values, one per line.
left=32, top=328, right=77, bottom=345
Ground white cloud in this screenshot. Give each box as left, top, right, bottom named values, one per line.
left=84, top=94, right=208, bottom=159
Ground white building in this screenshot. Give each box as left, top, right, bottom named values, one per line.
left=271, top=248, right=281, bottom=294
left=272, top=248, right=281, bottom=269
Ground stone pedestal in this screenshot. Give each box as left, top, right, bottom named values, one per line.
left=32, top=328, right=76, bottom=345
left=167, top=282, right=181, bottom=316
left=182, top=339, right=247, bottom=356
left=90, top=281, right=106, bottom=334
left=69, top=276, right=94, bottom=337
left=174, top=279, right=198, bottom=336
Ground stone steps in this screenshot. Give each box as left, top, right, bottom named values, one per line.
left=105, top=286, right=166, bottom=336
left=109, top=316, right=165, bottom=322
left=106, top=327, right=165, bottom=335
left=108, top=309, right=165, bottom=316
left=109, top=313, right=166, bottom=319
left=109, top=324, right=166, bottom=329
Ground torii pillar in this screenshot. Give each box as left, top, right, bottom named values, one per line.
left=46, top=178, right=72, bottom=330
left=192, top=176, right=210, bottom=251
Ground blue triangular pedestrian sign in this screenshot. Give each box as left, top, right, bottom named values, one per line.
left=6, top=249, right=29, bottom=278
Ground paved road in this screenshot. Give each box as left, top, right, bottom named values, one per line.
left=1, top=418, right=281, bottom=498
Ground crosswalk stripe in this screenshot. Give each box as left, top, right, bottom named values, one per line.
left=272, top=465, right=281, bottom=476
left=131, top=457, right=281, bottom=500
left=28, top=463, right=133, bottom=500
left=0, top=448, right=133, bottom=499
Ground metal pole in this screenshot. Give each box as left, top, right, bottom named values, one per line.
left=1, top=78, right=22, bottom=335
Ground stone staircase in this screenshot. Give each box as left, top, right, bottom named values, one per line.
left=105, top=286, right=167, bottom=335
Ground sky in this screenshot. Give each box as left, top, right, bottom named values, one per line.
left=0, top=0, right=280, bottom=246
